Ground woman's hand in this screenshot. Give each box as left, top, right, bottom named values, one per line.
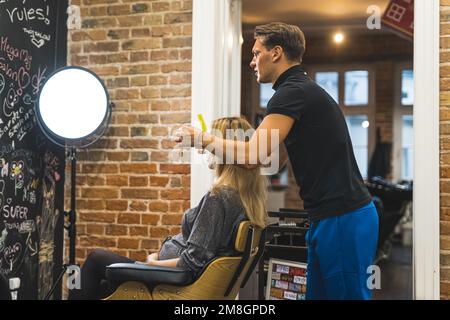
left=145, top=252, right=159, bottom=265
left=136, top=253, right=179, bottom=267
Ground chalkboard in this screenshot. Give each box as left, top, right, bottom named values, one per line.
left=0, top=0, right=67, bottom=299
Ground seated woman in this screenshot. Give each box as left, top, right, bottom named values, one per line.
left=68, top=117, right=268, bottom=300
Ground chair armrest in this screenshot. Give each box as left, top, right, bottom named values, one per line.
left=105, top=263, right=194, bottom=288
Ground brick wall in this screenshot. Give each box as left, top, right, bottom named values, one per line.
left=66, top=0, right=192, bottom=264
left=440, top=0, right=450, bottom=299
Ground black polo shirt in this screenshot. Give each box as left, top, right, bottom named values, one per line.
left=266, top=65, right=372, bottom=222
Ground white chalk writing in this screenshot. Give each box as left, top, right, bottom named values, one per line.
left=3, top=202, right=28, bottom=220
left=22, top=27, right=51, bottom=48
left=6, top=5, right=50, bottom=26
left=0, top=37, right=33, bottom=70
left=0, top=60, right=31, bottom=96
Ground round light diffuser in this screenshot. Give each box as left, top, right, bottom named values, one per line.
left=36, top=66, right=111, bottom=148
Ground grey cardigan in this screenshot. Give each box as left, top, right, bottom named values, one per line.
left=158, top=186, right=247, bottom=276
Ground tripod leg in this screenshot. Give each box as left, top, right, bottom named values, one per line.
left=44, top=264, right=67, bottom=300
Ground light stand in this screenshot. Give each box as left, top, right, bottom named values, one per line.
left=68, top=148, right=77, bottom=270
left=44, top=148, right=77, bottom=300
left=35, top=66, right=112, bottom=300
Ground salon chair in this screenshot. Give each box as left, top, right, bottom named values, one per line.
left=366, top=176, right=413, bottom=262
left=366, top=176, right=413, bottom=251
left=104, top=221, right=265, bottom=300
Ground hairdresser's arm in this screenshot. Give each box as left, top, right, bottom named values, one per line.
left=174, top=114, right=294, bottom=167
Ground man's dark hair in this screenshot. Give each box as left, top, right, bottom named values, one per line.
left=254, top=22, right=306, bottom=63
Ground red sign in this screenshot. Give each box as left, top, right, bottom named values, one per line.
left=382, top=0, right=414, bottom=37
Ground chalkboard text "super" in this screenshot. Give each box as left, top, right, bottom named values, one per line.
left=3, top=202, right=29, bottom=220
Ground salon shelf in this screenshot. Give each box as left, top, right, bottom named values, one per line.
left=266, top=225, right=309, bottom=234
left=268, top=210, right=309, bottom=219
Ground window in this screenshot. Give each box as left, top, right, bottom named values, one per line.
left=345, top=115, right=369, bottom=178
left=345, top=71, right=369, bottom=106
left=260, top=83, right=275, bottom=108
left=402, top=115, right=413, bottom=180
left=313, top=66, right=374, bottom=180
left=315, top=72, right=339, bottom=103
left=401, top=69, right=414, bottom=106
left=393, top=64, right=413, bottom=182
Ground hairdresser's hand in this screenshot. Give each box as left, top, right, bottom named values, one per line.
left=173, top=126, right=213, bottom=149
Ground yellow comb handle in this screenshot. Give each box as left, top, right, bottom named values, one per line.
left=197, top=114, right=207, bottom=132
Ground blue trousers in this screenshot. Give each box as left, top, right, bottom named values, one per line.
left=305, top=201, right=379, bottom=300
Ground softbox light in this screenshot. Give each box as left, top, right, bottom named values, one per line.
left=34, top=66, right=113, bottom=300
left=36, top=66, right=112, bottom=148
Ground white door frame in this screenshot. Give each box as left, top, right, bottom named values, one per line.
left=413, top=0, right=440, bottom=300
left=191, top=0, right=441, bottom=300
left=190, top=0, right=242, bottom=205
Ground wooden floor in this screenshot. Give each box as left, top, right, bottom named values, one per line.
left=372, top=243, right=413, bottom=300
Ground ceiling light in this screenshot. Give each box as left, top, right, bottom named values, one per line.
left=362, top=121, right=370, bottom=129
left=334, top=32, right=344, bottom=44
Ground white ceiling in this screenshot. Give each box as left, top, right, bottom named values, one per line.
left=242, top=0, right=391, bottom=34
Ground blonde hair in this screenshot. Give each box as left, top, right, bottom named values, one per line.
left=210, top=117, right=268, bottom=229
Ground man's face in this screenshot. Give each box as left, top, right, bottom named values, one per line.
left=250, top=38, right=274, bottom=84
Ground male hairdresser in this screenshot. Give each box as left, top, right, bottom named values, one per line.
left=174, top=22, right=378, bottom=300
